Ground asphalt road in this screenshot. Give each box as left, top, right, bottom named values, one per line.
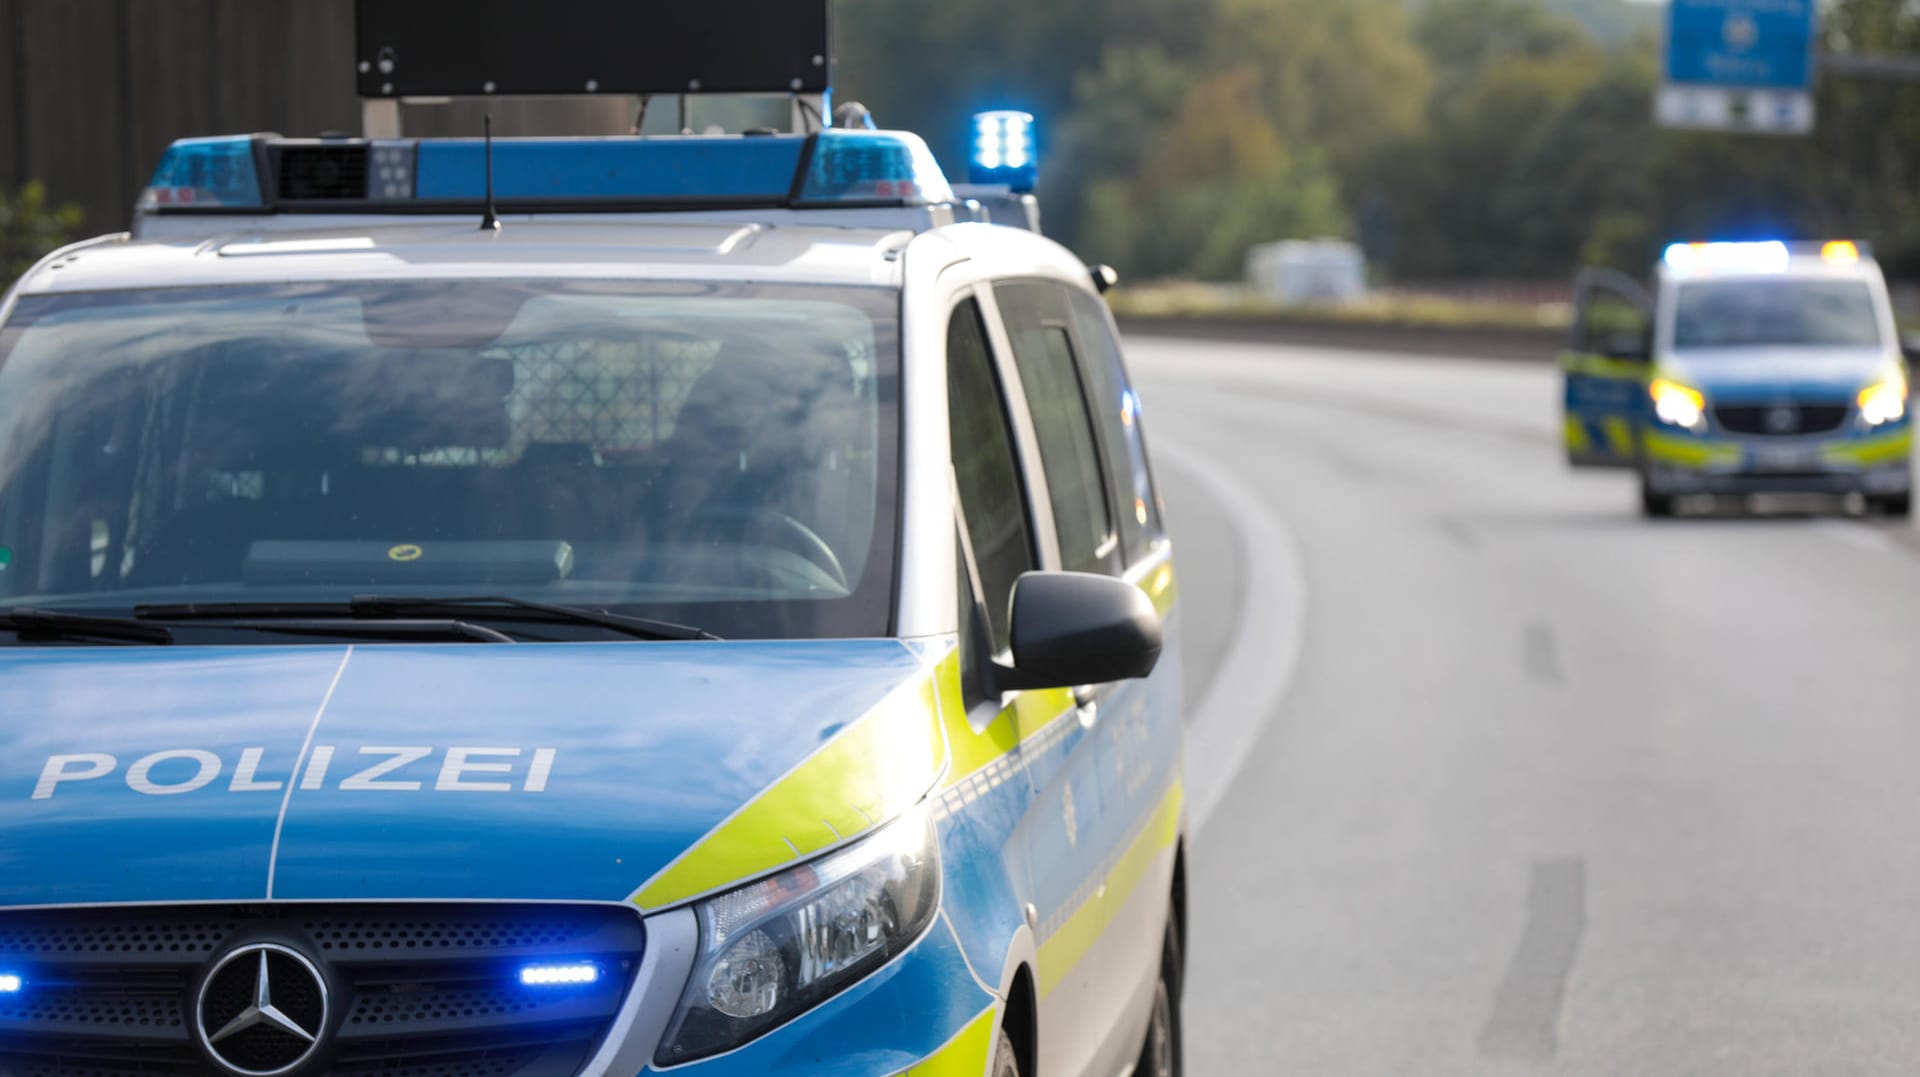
left=1131, top=337, right=1920, bottom=1076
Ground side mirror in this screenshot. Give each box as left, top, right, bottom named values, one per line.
left=1903, top=334, right=1920, bottom=364
left=1602, top=330, right=1652, bottom=363
left=1089, top=264, right=1120, bottom=295
left=997, top=571, right=1163, bottom=692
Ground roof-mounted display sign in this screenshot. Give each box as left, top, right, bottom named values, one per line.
left=354, top=0, right=831, bottom=99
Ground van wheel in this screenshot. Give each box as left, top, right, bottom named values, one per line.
left=1134, top=917, right=1184, bottom=1077
left=1874, top=493, right=1913, bottom=519
left=993, top=1029, right=1021, bottom=1077
left=1640, top=481, right=1675, bottom=518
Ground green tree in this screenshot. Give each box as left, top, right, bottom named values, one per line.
left=1210, top=0, right=1431, bottom=182
left=1, top=183, right=85, bottom=290
left=1079, top=68, right=1345, bottom=279
left=1367, top=0, right=1605, bottom=278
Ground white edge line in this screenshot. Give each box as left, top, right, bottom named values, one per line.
left=264, top=646, right=355, bottom=899
left=1152, top=439, right=1311, bottom=832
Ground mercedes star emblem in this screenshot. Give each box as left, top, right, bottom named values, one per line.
left=194, top=942, right=331, bottom=1076
left=1765, top=406, right=1799, bottom=434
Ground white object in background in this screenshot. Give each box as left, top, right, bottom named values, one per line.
left=1245, top=239, right=1367, bottom=306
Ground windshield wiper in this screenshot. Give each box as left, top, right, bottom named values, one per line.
left=135, top=595, right=719, bottom=642
left=0, top=608, right=175, bottom=645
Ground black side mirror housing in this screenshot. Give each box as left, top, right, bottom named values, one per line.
left=1902, top=334, right=1920, bottom=364
left=996, top=571, right=1163, bottom=692
left=1089, top=264, right=1120, bottom=294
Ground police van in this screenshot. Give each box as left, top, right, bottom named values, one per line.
left=1563, top=240, right=1918, bottom=517
left=0, top=8, right=1186, bottom=1077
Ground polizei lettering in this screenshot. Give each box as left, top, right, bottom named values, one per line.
left=31, top=747, right=559, bottom=799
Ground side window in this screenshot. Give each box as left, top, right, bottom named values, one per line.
left=994, top=281, right=1120, bottom=576
left=947, top=298, right=1034, bottom=652
left=1573, top=276, right=1653, bottom=360
left=1067, top=289, right=1165, bottom=564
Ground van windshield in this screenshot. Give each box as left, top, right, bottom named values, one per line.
left=1673, top=279, right=1883, bottom=351
left=0, top=280, right=900, bottom=640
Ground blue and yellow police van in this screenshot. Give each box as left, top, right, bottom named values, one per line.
left=0, top=6, right=1186, bottom=1076
left=1563, top=240, right=1917, bottom=517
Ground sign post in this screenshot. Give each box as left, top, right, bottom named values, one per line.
left=1656, top=0, right=1819, bottom=135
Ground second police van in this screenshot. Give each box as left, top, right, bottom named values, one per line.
left=1564, top=239, right=1918, bottom=517
left=0, top=9, right=1186, bottom=1077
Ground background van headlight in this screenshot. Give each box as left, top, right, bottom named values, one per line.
left=1650, top=377, right=1707, bottom=430
left=1859, top=376, right=1908, bottom=426
left=655, top=808, right=941, bottom=1065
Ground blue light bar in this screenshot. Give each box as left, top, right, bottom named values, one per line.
left=969, top=111, right=1038, bottom=193
left=798, top=130, right=954, bottom=206
left=0, top=974, right=21, bottom=994
left=1663, top=240, right=1792, bottom=274
left=519, top=962, right=600, bottom=987
left=140, top=136, right=264, bottom=209
left=414, top=136, right=809, bottom=203
left=138, top=129, right=958, bottom=216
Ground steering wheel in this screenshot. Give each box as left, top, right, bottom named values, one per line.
left=687, top=507, right=850, bottom=590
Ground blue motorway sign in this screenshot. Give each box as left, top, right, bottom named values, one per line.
left=1666, top=0, right=1817, bottom=91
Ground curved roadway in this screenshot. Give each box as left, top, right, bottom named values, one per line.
left=1136, top=337, right=1920, bottom=1076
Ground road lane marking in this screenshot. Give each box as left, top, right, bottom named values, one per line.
left=1150, top=441, right=1309, bottom=832
left=1522, top=621, right=1566, bottom=685
left=1479, top=858, right=1587, bottom=1060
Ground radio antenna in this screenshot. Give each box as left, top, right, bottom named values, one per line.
left=480, top=113, right=501, bottom=232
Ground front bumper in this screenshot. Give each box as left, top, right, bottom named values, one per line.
left=1642, top=425, right=1914, bottom=496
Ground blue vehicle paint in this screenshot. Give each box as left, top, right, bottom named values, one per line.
left=0, top=641, right=928, bottom=907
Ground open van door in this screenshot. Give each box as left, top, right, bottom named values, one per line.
left=1563, top=268, right=1655, bottom=469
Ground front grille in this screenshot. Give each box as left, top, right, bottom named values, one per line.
left=1715, top=402, right=1851, bottom=436
left=0, top=904, right=644, bottom=1077
left=277, top=145, right=370, bottom=200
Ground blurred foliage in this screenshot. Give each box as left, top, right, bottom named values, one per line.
left=836, top=0, right=1920, bottom=284
left=1, top=183, right=84, bottom=291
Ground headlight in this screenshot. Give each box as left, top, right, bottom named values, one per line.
left=1860, top=375, right=1908, bottom=426
left=654, top=808, right=941, bottom=1065
left=1650, top=377, right=1707, bottom=430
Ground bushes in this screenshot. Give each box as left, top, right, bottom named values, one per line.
left=1, top=183, right=86, bottom=290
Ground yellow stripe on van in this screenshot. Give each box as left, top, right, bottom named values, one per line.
left=633, top=665, right=948, bottom=910
left=1824, top=427, right=1915, bottom=468
left=895, top=1006, right=998, bottom=1077
left=1037, top=780, right=1183, bottom=997
left=1564, top=416, right=1592, bottom=455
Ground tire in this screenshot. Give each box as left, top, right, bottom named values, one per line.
left=993, top=1029, right=1021, bottom=1077
left=1639, top=480, right=1675, bottom=518
left=1133, top=917, right=1184, bottom=1077
left=1875, top=493, right=1913, bottom=519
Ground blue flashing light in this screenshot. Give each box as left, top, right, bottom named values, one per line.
left=969, top=111, right=1038, bottom=193
left=1663, top=240, right=1792, bottom=274
left=415, top=136, right=809, bottom=203
left=798, top=130, right=955, bottom=206
left=518, top=962, right=600, bottom=987
left=142, top=137, right=263, bottom=208
left=0, top=974, right=21, bottom=994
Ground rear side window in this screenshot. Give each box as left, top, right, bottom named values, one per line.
left=947, top=298, right=1033, bottom=651
left=994, top=282, right=1119, bottom=576
left=1067, top=289, right=1164, bottom=563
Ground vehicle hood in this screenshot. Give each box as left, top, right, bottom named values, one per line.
left=0, top=641, right=946, bottom=908
left=1662, top=347, right=1898, bottom=401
